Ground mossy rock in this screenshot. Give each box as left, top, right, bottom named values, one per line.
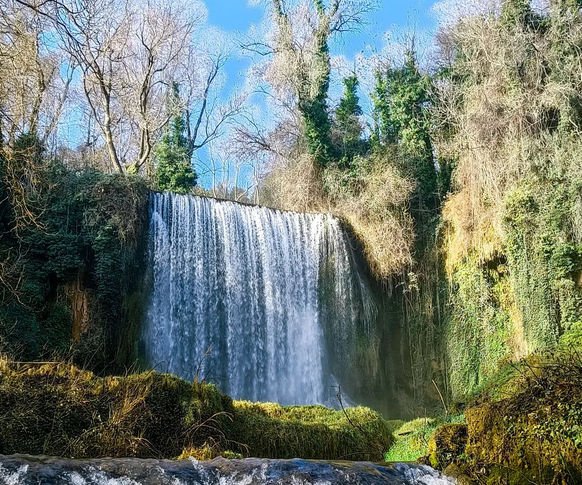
left=0, top=360, right=390, bottom=461
left=230, top=401, right=391, bottom=461
left=384, top=416, right=465, bottom=463
left=463, top=355, right=582, bottom=483
left=427, top=424, right=467, bottom=469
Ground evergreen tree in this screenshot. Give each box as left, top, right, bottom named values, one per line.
left=154, top=84, right=197, bottom=194
left=371, top=72, right=396, bottom=147
left=500, top=0, right=534, bottom=28
left=372, top=51, right=438, bottom=213
left=334, top=75, right=364, bottom=166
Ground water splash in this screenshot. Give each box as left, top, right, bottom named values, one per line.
left=0, top=456, right=456, bottom=485
left=142, top=193, right=376, bottom=405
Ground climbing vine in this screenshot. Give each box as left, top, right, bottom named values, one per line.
left=0, top=135, right=149, bottom=370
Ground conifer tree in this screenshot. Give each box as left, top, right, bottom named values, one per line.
left=372, top=51, right=437, bottom=213
left=154, top=84, right=197, bottom=194
left=334, top=75, right=364, bottom=166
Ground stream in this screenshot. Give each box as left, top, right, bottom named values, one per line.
left=0, top=456, right=455, bottom=485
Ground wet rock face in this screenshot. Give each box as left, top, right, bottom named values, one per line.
left=0, top=455, right=456, bottom=485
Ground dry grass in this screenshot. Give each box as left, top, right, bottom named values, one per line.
left=327, top=156, right=415, bottom=279
left=260, top=153, right=328, bottom=214
left=260, top=151, right=415, bottom=279
left=434, top=14, right=582, bottom=271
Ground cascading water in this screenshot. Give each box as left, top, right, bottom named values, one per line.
left=142, top=193, right=377, bottom=406
left=0, top=455, right=457, bottom=484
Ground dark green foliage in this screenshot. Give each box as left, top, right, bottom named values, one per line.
left=301, top=96, right=335, bottom=168
left=500, top=0, right=535, bottom=28
left=333, top=75, right=366, bottom=167
left=372, top=51, right=438, bottom=216
left=298, top=20, right=335, bottom=168
left=154, top=84, right=197, bottom=194
left=0, top=135, right=148, bottom=369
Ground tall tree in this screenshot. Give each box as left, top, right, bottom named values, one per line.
left=373, top=50, right=437, bottom=214
left=243, top=0, right=374, bottom=168
left=0, top=3, right=72, bottom=148
left=333, top=74, right=364, bottom=166
left=14, top=0, right=237, bottom=175
left=500, top=0, right=534, bottom=28
left=154, top=84, right=196, bottom=194
left=271, top=0, right=334, bottom=167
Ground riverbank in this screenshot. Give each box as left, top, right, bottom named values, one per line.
left=1, top=354, right=581, bottom=483
left=384, top=351, right=582, bottom=484
left=0, top=358, right=391, bottom=461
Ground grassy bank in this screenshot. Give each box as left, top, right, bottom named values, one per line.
left=384, top=351, right=582, bottom=484
left=0, top=359, right=391, bottom=461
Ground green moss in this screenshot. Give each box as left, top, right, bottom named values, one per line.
left=384, top=415, right=465, bottom=463
left=0, top=360, right=390, bottom=461
left=230, top=401, right=391, bottom=461
left=426, top=353, right=582, bottom=483
left=446, top=256, right=514, bottom=398
left=427, top=424, right=467, bottom=469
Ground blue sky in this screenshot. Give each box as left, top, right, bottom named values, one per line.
left=203, top=1, right=440, bottom=96
left=194, top=1, right=443, bottom=189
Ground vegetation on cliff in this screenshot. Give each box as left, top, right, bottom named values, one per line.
left=0, top=135, right=148, bottom=371
left=240, top=0, right=582, bottom=414
left=0, top=0, right=580, bottom=481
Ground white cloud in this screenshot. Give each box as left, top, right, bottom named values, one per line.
left=431, top=0, right=501, bottom=27
left=431, top=0, right=550, bottom=28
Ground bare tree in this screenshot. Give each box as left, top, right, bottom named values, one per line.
left=13, top=0, right=238, bottom=175
left=179, top=49, right=245, bottom=164
left=245, top=0, right=374, bottom=103
left=123, top=0, right=203, bottom=174
left=234, top=0, right=375, bottom=204
left=0, top=1, right=71, bottom=146
left=14, top=0, right=135, bottom=172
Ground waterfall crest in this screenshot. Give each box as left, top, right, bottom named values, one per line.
left=143, top=193, right=376, bottom=406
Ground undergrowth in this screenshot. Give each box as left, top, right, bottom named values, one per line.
left=425, top=351, right=582, bottom=484
left=0, top=359, right=391, bottom=461
left=0, top=143, right=149, bottom=371
left=384, top=415, right=464, bottom=463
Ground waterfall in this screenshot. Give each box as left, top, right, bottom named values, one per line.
left=143, top=193, right=376, bottom=406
